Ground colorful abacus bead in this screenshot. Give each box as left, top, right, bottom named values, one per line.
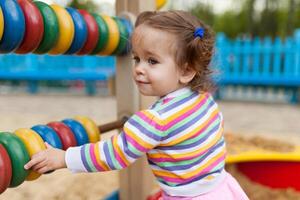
left=119, top=17, right=134, bottom=55
left=62, top=119, right=89, bottom=146
left=48, top=4, right=74, bottom=55
left=0, top=6, right=4, bottom=41
left=15, top=0, right=44, bottom=54
left=65, top=7, right=88, bottom=54
left=0, top=0, right=25, bottom=53
left=74, top=116, right=100, bottom=143
left=31, top=125, right=63, bottom=149
left=76, top=10, right=99, bottom=55
left=14, top=128, right=46, bottom=181
left=47, top=122, right=77, bottom=150
left=90, top=13, right=109, bottom=55
left=0, top=132, right=30, bottom=187
left=0, top=144, right=12, bottom=194
left=98, top=14, right=120, bottom=56
left=112, top=17, right=128, bottom=55
left=33, top=1, right=59, bottom=54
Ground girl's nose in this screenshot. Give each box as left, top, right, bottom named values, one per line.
left=135, top=64, right=145, bottom=75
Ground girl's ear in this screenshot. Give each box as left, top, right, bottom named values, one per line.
left=179, top=63, right=196, bottom=84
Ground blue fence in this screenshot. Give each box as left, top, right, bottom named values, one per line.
left=0, top=54, right=115, bottom=80
left=0, top=54, right=115, bottom=95
left=214, top=29, right=300, bottom=103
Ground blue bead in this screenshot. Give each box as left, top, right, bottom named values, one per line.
left=62, top=119, right=89, bottom=146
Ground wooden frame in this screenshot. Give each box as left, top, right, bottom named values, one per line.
left=116, top=1, right=157, bottom=199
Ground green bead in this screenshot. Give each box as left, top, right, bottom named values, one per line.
left=91, top=13, right=109, bottom=55
left=112, top=17, right=128, bottom=55
left=33, top=1, right=59, bottom=54
left=0, top=132, right=30, bottom=187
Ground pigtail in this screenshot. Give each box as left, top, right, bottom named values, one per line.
left=187, top=23, right=216, bottom=93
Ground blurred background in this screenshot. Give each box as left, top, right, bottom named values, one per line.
left=36, top=0, right=300, bottom=37
left=1, top=0, right=300, bottom=96
left=0, top=0, right=300, bottom=200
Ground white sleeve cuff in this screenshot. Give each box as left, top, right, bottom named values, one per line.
left=65, top=146, right=88, bottom=173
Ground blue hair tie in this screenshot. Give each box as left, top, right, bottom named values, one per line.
left=194, top=27, right=204, bottom=39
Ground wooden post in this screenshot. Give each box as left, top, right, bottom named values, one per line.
left=116, top=1, right=157, bottom=200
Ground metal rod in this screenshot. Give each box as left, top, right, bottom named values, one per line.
left=98, top=116, right=128, bottom=133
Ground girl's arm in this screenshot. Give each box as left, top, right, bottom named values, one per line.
left=25, top=109, right=164, bottom=173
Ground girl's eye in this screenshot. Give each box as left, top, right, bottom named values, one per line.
left=148, top=58, right=158, bottom=65
left=132, top=56, right=140, bottom=63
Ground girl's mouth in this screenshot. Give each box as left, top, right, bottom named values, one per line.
left=136, top=80, right=150, bottom=84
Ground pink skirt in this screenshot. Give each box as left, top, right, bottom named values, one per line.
left=162, top=171, right=249, bottom=200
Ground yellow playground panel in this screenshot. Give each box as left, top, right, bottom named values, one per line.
left=156, top=0, right=167, bottom=9
left=225, top=134, right=300, bottom=192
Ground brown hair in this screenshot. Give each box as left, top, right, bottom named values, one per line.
left=134, top=10, right=216, bottom=93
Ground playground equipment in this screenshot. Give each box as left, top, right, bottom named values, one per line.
left=0, top=116, right=127, bottom=194
left=1, top=0, right=163, bottom=199
left=226, top=144, right=300, bottom=191
left=0, top=0, right=132, bottom=55
left=0, top=0, right=132, bottom=95
left=156, top=0, right=167, bottom=9
left=2, top=0, right=298, bottom=199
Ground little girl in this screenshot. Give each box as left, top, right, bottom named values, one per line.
left=25, top=10, right=249, bottom=199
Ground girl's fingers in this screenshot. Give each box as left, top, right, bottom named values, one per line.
left=45, top=142, right=53, bottom=149
left=36, top=166, right=51, bottom=174
left=24, top=146, right=65, bottom=171
left=24, top=155, right=45, bottom=170
left=24, top=150, right=47, bottom=169
left=31, top=151, right=44, bottom=159
left=31, top=159, right=48, bottom=172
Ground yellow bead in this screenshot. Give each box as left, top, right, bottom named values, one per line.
left=98, top=15, right=120, bottom=56
left=15, top=128, right=46, bottom=181
left=0, top=7, right=4, bottom=41
left=48, top=4, right=74, bottom=55
left=74, top=116, right=100, bottom=143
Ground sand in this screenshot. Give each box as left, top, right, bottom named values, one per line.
left=0, top=94, right=300, bottom=199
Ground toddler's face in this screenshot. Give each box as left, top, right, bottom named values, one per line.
left=131, top=25, right=184, bottom=97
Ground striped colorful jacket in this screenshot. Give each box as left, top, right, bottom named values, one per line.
left=65, top=87, right=226, bottom=197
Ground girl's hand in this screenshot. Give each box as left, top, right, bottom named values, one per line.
left=24, top=142, right=66, bottom=174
